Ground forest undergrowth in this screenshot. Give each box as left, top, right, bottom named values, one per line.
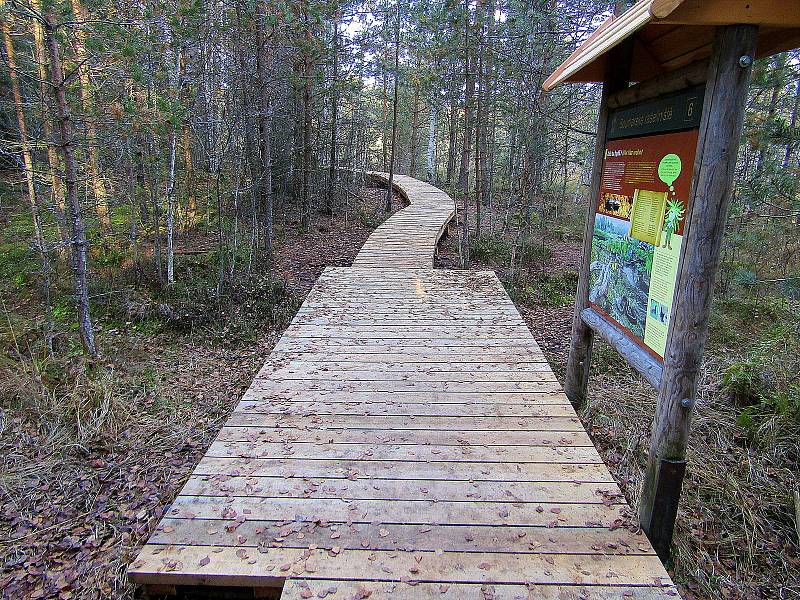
left=436, top=198, right=800, bottom=600
left=0, top=184, right=401, bottom=600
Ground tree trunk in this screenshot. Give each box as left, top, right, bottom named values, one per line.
left=381, top=68, right=389, bottom=172
left=479, top=0, right=493, bottom=209
left=166, top=38, right=181, bottom=285
left=754, top=57, right=781, bottom=181
left=30, top=0, right=65, bottom=221
left=410, top=74, right=420, bottom=177
left=300, top=1, right=313, bottom=228
left=385, top=0, right=401, bottom=212
left=474, top=0, right=485, bottom=239
left=427, top=105, right=437, bottom=183
left=70, top=0, right=111, bottom=233
left=783, top=79, right=800, bottom=169
left=256, top=0, right=274, bottom=254
left=458, top=0, right=474, bottom=268
left=182, top=124, right=196, bottom=228
left=326, top=13, right=339, bottom=216
left=446, top=76, right=458, bottom=186
left=44, top=9, right=97, bottom=357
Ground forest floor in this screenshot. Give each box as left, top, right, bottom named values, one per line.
left=0, top=185, right=403, bottom=600
left=436, top=201, right=800, bottom=600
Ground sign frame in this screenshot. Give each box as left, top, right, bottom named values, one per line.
left=562, top=26, right=759, bottom=560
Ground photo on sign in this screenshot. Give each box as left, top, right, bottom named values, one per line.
left=589, top=214, right=654, bottom=340
left=600, top=192, right=632, bottom=219
left=649, top=299, right=670, bottom=325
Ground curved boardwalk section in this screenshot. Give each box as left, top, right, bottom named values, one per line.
left=353, top=172, right=454, bottom=269
left=128, top=176, right=678, bottom=599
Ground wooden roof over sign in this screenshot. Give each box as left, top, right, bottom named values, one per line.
left=543, top=0, right=800, bottom=91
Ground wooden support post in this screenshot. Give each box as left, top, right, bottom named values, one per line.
left=640, top=23, right=758, bottom=561
left=564, top=42, right=632, bottom=407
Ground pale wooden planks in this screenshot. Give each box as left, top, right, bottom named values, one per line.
left=127, top=174, right=678, bottom=599
left=351, top=173, right=454, bottom=269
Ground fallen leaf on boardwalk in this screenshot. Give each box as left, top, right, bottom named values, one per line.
left=439, top=584, right=450, bottom=593
left=352, top=584, right=373, bottom=598
left=300, top=590, right=313, bottom=599
left=549, top=508, right=561, bottom=514
left=163, top=559, right=183, bottom=571
left=379, top=528, right=389, bottom=537
left=199, top=556, right=210, bottom=567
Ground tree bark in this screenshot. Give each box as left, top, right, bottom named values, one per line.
left=44, top=9, right=97, bottom=357
left=300, top=1, right=313, bottom=228
left=30, top=0, right=65, bottom=221
left=69, top=0, right=111, bottom=233
left=256, top=0, right=274, bottom=254
left=385, top=0, right=401, bottom=213
left=381, top=68, right=389, bottom=172
left=458, top=0, right=474, bottom=268
left=165, top=34, right=181, bottom=285
left=446, top=73, right=458, bottom=186
left=410, top=71, right=420, bottom=177
left=326, top=12, right=339, bottom=216
left=427, top=105, right=437, bottom=183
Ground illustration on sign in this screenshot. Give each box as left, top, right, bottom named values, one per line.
left=588, top=128, right=698, bottom=360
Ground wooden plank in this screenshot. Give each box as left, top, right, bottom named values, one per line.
left=148, top=519, right=646, bottom=555
left=282, top=581, right=680, bottom=600
left=178, top=476, right=620, bottom=503
left=224, top=414, right=585, bottom=431
left=129, top=546, right=671, bottom=587
left=235, top=402, right=575, bottom=417
left=203, top=441, right=603, bottom=463
left=162, top=496, right=630, bottom=527
left=192, top=458, right=616, bottom=482
left=238, top=391, right=571, bottom=405
left=214, top=427, right=593, bottom=446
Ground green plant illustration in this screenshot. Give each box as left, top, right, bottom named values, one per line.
left=662, top=199, right=686, bottom=249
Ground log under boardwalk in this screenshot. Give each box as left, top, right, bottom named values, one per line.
left=128, top=174, right=679, bottom=599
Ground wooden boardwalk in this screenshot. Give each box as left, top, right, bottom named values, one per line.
left=128, top=174, right=679, bottom=599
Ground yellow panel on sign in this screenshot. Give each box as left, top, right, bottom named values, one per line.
left=629, top=189, right=667, bottom=246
